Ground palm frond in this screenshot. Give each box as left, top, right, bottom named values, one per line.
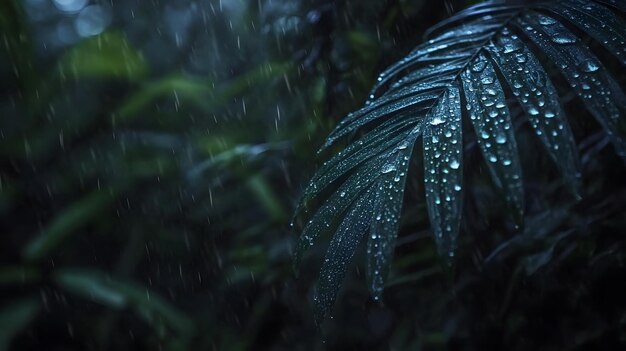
left=294, top=0, right=626, bottom=322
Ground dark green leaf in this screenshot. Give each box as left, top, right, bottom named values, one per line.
left=0, top=299, right=39, bottom=351
left=296, top=0, right=626, bottom=321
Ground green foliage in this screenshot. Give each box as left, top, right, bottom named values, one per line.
left=59, top=31, right=149, bottom=81
left=1, top=0, right=625, bottom=350
left=54, top=269, right=195, bottom=340
left=23, top=190, right=118, bottom=261
left=0, top=299, right=39, bottom=351
left=295, top=0, right=626, bottom=322
left=1, top=1, right=301, bottom=349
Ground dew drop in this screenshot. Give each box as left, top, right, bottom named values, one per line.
left=381, top=164, right=396, bottom=174
left=430, top=116, right=446, bottom=126
left=503, top=43, right=520, bottom=54
left=550, top=31, right=577, bottom=45
left=471, top=60, right=487, bottom=72
left=481, top=76, right=495, bottom=85
left=528, top=70, right=545, bottom=88
left=538, top=16, right=557, bottom=25
left=579, top=60, right=599, bottom=73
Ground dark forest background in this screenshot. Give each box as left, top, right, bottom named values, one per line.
left=1, top=0, right=625, bottom=350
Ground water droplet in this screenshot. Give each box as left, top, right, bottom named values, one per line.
left=528, top=70, right=545, bottom=87
left=544, top=110, right=555, bottom=118
left=471, top=60, right=487, bottom=72
left=430, top=116, right=446, bottom=126
left=538, top=16, right=557, bottom=26
left=514, top=52, right=527, bottom=63
left=381, top=164, right=396, bottom=174
left=550, top=31, right=577, bottom=45
left=485, top=88, right=497, bottom=96
left=496, top=135, right=507, bottom=144
left=528, top=107, right=539, bottom=115
left=503, top=43, right=520, bottom=54
left=481, top=76, right=495, bottom=85
left=579, top=60, right=599, bottom=73
left=450, top=160, right=460, bottom=169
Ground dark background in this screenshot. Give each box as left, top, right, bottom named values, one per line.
left=1, top=0, right=625, bottom=350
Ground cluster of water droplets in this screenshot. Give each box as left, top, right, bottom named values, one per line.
left=313, top=191, right=377, bottom=324
left=326, top=86, right=438, bottom=148
left=295, top=161, right=378, bottom=266
left=422, top=87, right=462, bottom=258
left=462, top=54, right=523, bottom=216
left=488, top=29, right=581, bottom=192
left=520, top=13, right=626, bottom=159
left=304, top=1, right=626, bottom=322
left=552, top=1, right=626, bottom=65
left=367, top=131, right=418, bottom=298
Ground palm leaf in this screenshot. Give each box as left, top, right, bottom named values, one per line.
left=294, top=0, right=626, bottom=322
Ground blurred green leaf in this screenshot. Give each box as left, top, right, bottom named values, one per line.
left=0, top=298, right=39, bottom=351
left=23, top=190, right=117, bottom=261
left=115, top=62, right=291, bottom=122
left=55, top=270, right=127, bottom=308
left=247, top=175, right=285, bottom=221
left=0, top=0, right=35, bottom=88
left=59, top=31, right=148, bottom=81
left=115, top=75, right=213, bottom=120
left=345, top=30, right=379, bottom=61
left=54, top=269, right=194, bottom=339
left=221, top=62, right=291, bottom=97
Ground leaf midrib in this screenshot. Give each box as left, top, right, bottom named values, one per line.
left=422, top=8, right=526, bottom=124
